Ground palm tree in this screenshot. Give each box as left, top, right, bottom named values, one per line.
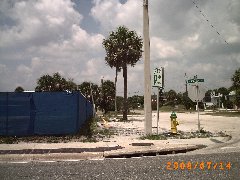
left=102, top=26, right=143, bottom=120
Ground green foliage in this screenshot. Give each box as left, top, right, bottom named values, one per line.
left=128, top=95, right=144, bottom=109
left=35, top=72, right=77, bottom=92
left=231, top=68, right=240, bottom=107
left=14, top=86, right=24, bottom=92
left=78, top=80, right=117, bottom=113
left=78, top=117, right=98, bottom=138
left=78, top=81, right=100, bottom=105
left=231, top=68, right=240, bottom=89
left=102, top=26, right=143, bottom=69
left=116, top=96, right=124, bottom=111
left=165, top=90, right=177, bottom=107
left=103, top=26, right=143, bottom=120
left=182, top=92, right=195, bottom=110
left=99, top=80, right=116, bottom=113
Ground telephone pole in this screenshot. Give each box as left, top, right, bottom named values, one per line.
left=143, top=0, right=152, bottom=134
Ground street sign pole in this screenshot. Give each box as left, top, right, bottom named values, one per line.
left=157, top=87, right=160, bottom=135
left=196, top=86, right=200, bottom=131
left=152, top=67, right=164, bottom=135
left=194, top=75, right=201, bottom=131
left=188, top=75, right=205, bottom=131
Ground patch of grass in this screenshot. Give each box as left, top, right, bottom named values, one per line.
left=140, top=134, right=167, bottom=140
left=197, top=128, right=208, bottom=134
left=0, top=136, right=18, bottom=144
left=96, top=129, right=113, bottom=138
left=140, top=129, right=229, bottom=140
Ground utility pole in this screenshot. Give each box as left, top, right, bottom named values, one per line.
left=143, top=0, right=152, bottom=134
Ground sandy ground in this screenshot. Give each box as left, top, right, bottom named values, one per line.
left=106, top=111, right=240, bottom=142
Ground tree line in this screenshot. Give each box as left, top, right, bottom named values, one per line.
left=15, top=67, right=240, bottom=112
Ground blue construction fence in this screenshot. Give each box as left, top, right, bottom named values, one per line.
left=0, top=92, right=94, bottom=136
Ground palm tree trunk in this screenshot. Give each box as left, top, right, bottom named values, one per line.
left=123, top=63, right=128, bottom=120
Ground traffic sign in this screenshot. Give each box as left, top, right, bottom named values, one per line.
left=197, top=79, right=204, bottom=82
left=188, top=79, right=195, bottom=83
left=152, top=67, right=164, bottom=87
left=187, top=79, right=204, bottom=83
left=187, top=75, right=205, bottom=132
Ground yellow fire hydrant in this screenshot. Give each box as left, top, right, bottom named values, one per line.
left=170, top=111, right=179, bottom=134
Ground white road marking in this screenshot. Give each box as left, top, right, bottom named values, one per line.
left=63, top=159, right=80, bottom=162
left=90, top=158, right=105, bottom=161
left=9, top=161, right=29, bottom=164
left=39, top=160, right=56, bottom=163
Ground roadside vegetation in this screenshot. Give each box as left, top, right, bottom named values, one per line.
left=140, top=129, right=230, bottom=140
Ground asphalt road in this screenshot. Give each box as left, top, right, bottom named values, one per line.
left=0, top=151, right=239, bottom=180
left=0, top=112, right=239, bottom=179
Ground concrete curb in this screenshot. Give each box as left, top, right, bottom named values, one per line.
left=103, top=145, right=202, bottom=158
left=0, top=144, right=206, bottom=162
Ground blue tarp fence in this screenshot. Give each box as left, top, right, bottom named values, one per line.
left=0, top=92, right=93, bottom=136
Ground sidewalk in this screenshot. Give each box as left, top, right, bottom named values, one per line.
left=0, top=135, right=230, bottom=162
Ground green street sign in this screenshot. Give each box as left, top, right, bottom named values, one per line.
left=197, top=79, right=204, bottom=82
left=188, top=79, right=196, bottom=83
left=188, top=79, right=204, bottom=83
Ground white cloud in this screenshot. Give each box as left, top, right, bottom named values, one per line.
left=0, top=0, right=107, bottom=91
left=91, top=0, right=142, bottom=34
left=0, top=0, right=239, bottom=94
left=151, top=37, right=182, bottom=59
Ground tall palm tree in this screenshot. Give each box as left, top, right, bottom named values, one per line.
left=103, top=26, right=143, bottom=120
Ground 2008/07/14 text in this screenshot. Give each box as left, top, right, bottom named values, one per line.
left=162, top=161, right=232, bottom=171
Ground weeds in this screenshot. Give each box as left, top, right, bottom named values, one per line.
left=140, top=134, right=167, bottom=140
left=140, top=129, right=229, bottom=140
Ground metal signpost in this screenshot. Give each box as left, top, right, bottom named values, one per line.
left=152, top=67, right=164, bottom=134
left=187, top=75, right=205, bottom=131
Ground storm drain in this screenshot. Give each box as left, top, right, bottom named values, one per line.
left=104, top=145, right=206, bottom=159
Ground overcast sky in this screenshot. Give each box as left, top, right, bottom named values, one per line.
left=0, top=0, right=239, bottom=96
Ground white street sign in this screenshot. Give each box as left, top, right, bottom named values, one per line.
left=152, top=67, right=163, bottom=87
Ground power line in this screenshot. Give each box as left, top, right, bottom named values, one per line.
left=191, top=0, right=229, bottom=45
